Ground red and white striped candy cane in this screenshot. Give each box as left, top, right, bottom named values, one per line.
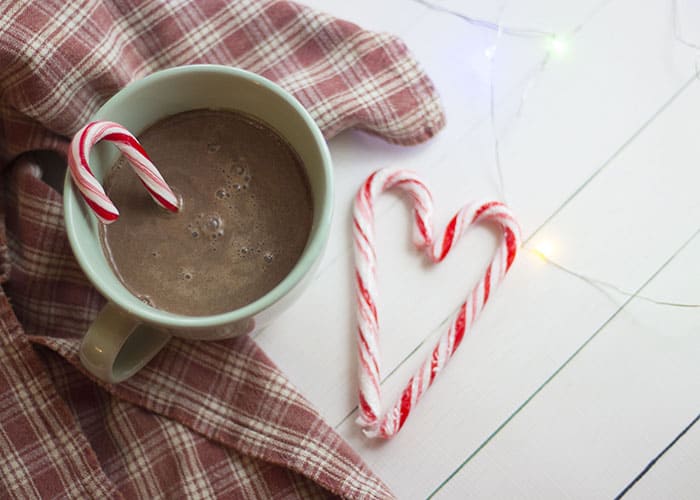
left=68, top=121, right=180, bottom=223
left=353, top=168, right=521, bottom=439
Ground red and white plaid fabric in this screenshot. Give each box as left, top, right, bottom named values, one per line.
left=0, top=1, right=445, bottom=498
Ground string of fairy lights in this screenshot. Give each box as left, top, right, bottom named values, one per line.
left=413, top=0, right=700, bottom=309
left=673, top=0, right=700, bottom=51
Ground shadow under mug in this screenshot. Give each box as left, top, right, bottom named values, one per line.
left=64, top=65, right=333, bottom=383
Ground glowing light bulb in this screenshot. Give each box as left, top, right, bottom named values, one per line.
left=548, top=36, right=568, bottom=56
left=484, top=45, right=497, bottom=60
left=532, top=240, right=555, bottom=261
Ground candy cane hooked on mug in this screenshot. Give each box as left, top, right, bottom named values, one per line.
left=353, top=168, right=521, bottom=439
left=68, top=121, right=181, bottom=223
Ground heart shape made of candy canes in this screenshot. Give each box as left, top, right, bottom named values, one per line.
left=353, top=168, right=521, bottom=439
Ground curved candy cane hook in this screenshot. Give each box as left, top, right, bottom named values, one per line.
left=68, top=121, right=180, bottom=223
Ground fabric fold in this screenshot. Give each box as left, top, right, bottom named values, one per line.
left=0, top=0, right=446, bottom=497
left=0, top=0, right=445, bottom=162
left=5, top=156, right=393, bottom=499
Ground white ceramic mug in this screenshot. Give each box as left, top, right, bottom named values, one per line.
left=64, top=65, right=333, bottom=383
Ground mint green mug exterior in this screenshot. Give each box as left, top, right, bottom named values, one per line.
left=64, top=65, right=333, bottom=383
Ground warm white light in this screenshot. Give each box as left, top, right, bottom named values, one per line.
left=532, top=240, right=555, bottom=261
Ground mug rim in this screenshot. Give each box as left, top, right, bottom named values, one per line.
left=64, top=64, right=333, bottom=329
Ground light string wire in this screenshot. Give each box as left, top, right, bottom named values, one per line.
left=410, top=0, right=555, bottom=38
left=412, top=0, right=700, bottom=309
left=672, top=0, right=700, bottom=77
left=487, top=3, right=508, bottom=202
left=673, top=0, right=700, bottom=51
left=529, top=248, right=700, bottom=308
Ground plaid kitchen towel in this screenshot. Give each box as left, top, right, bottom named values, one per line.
left=0, top=0, right=445, bottom=498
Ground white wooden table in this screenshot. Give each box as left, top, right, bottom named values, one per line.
left=255, top=1, right=700, bottom=497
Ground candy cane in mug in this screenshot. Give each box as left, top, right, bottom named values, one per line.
left=353, top=168, right=521, bottom=439
left=68, top=121, right=180, bottom=223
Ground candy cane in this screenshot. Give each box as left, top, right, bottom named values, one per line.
left=353, top=168, right=521, bottom=439
left=68, top=121, right=180, bottom=223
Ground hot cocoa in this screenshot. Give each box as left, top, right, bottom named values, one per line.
left=100, top=109, right=313, bottom=316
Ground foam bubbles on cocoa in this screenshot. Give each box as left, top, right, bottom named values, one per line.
left=205, top=214, right=221, bottom=231
left=138, top=294, right=155, bottom=307
left=178, top=268, right=194, bottom=281
left=100, top=109, right=313, bottom=316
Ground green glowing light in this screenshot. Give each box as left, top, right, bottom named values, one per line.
left=549, top=36, right=568, bottom=56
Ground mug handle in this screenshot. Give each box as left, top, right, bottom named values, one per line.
left=79, top=303, right=171, bottom=383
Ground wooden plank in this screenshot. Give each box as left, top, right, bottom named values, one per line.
left=626, top=415, right=700, bottom=499
left=432, top=78, right=700, bottom=500
left=255, top=0, right=700, bottom=497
